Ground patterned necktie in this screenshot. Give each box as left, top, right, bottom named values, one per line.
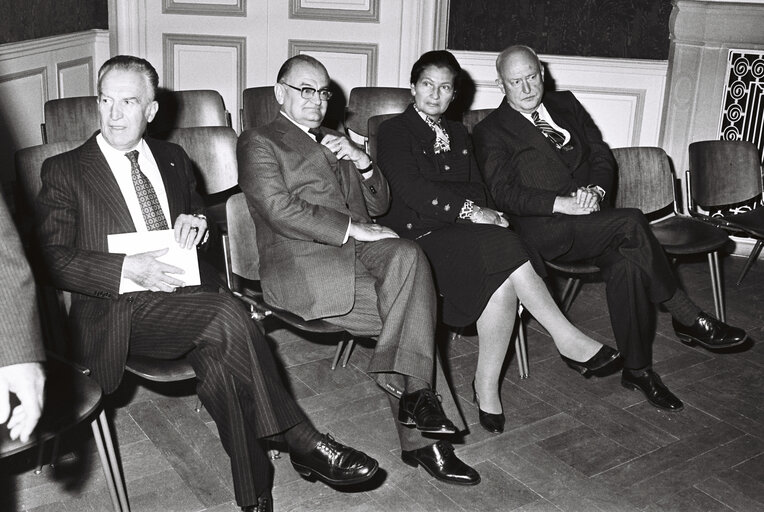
left=308, top=127, right=325, bottom=143
left=532, top=111, right=565, bottom=148
left=125, top=150, right=168, bottom=230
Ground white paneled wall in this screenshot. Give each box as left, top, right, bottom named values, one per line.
left=0, top=29, right=109, bottom=182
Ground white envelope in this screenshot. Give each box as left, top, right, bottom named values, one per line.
left=107, top=229, right=201, bottom=293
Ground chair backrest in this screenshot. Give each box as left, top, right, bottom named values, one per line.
left=150, top=89, right=230, bottom=134
left=241, top=86, right=281, bottom=132
left=164, top=126, right=239, bottom=195
left=42, top=96, right=99, bottom=143
left=688, top=140, right=763, bottom=207
left=367, top=113, right=399, bottom=162
left=15, top=140, right=86, bottom=206
left=462, top=108, right=493, bottom=134
left=612, top=146, right=675, bottom=215
left=344, top=87, right=411, bottom=139
left=225, top=192, right=259, bottom=281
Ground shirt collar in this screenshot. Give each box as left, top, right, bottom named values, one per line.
left=96, top=133, right=147, bottom=160
left=280, top=111, right=312, bottom=134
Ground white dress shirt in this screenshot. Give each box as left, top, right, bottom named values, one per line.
left=96, top=134, right=172, bottom=292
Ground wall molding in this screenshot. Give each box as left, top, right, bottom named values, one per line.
left=288, top=40, right=378, bottom=86
left=162, top=33, right=246, bottom=90
left=163, top=0, right=247, bottom=17
left=56, top=56, right=95, bottom=96
left=0, top=30, right=107, bottom=62
left=289, top=0, right=379, bottom=22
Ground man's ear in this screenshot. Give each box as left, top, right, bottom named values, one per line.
left=274, top=83, right=285, bottom=105
left=496, top=78, right=506, bottom=95
left=145, top=100, right=159, bottom=123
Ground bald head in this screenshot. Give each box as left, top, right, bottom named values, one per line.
left=495, top=45, right=545, bottom=114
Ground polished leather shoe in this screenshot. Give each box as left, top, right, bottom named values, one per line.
left=560, top=345, right=621, bottom=376
left=401, top=440, right=480, bottom=486
left=621, top=369, right=683, bottom=411
left=290, top=434, right=378, bottom=485
left=398, top=388, right=458, bottom=435
left=241, top=491, right=272, bottom=512
left=472, top=380, right=504, bottom=433
left=673, top=313, right=747, bottom=349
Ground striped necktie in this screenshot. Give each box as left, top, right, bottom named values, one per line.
left=125, top=150, right=168, bottom=230
left=532, top=111, right=565, bottom=148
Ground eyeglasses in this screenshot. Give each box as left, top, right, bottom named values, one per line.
left=281, top=82, right=333, bottom=101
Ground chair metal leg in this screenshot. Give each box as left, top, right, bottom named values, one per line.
left=34, top=439, right=46, bottom=474
left=331, top=341, right=344, bottom=370
left=560, top=277, right=583, bottom=313
left=98, top=410, right=130, bottom=512
left=341, top=337, right=354, bottom=368
left=49, top=435, right=61, bottom=468
left=515, top=304, right=529, bottom=379
left=736, top=239, right=762, bottom=285
left=91, top=412, right=123, bottom=512
left=194, top=399, right=202, bottom=413
left=708, top=251, right=726, bottom=322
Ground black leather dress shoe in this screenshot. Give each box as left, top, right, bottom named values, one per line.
left=560, top=345, right=621, bottom=376
left=621, top=369, right=683, bottom=411
left=290, top=434, right=379, bottom=485
left=401, top=440, right=480, bottom=486
left=241, top=491, right=272, bottom=512
left=673, top=312, right=747, bottom=349
left=398, top=388, right=458, bottom=435
left=472, top=380, right=504, bottom=433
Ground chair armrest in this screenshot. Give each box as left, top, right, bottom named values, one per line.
left=232, top=291, right=272, bottom=321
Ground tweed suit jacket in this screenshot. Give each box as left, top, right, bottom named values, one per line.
left=0, top=195, right=45, bottom=368
left=35, top=135, right=205, bottom=392
left=237, top=114, right=390, bottom=320
left=473, top=91, right=617, bottom=264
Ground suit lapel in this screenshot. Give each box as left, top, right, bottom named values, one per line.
left=497, top=100, right=570, bottom=168
left=276, top=116, right=343, bottom=190
left=543, top=94, right=585, bottom=169
left=79, top=136, right=136, bottom=233
left=146, top=137, right=184, bottom=221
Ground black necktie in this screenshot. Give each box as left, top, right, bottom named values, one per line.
left=532, top=111, right=566, bottom=148
left=308, top=127, right=325, bottom=143
left=125, top=150, right=168, bottom=230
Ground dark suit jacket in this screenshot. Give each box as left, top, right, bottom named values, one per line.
left=376, top=104, right=492, bottom=239
left=237, top=114, right=390, bottom=320
left=473, top=91, right=617, bottom=264
left=35, top=135, right=205, bottom=392
left=0, top=195, right=45, bottom=368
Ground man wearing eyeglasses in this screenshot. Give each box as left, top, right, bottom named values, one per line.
left=237, top=54, right=480, bottom=487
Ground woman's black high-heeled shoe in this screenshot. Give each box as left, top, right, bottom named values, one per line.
left=472, top=380, right=505, bottom=433
left=560, top=345, right=620, bottom=377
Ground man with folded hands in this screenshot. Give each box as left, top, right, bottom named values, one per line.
left=35, top=54, right=378, bottom=512
left=237, top=54, right=480, bottom=486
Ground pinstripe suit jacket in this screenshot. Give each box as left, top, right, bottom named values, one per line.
left=35, top=135, right=205, bottom=392
left=473, top=91, right=617, bottom=268
left=0, top=195, right=45, bottom=368
left=237, top=114, right=390, bottom=320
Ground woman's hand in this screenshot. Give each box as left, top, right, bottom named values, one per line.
left=471, top=207, right=509, bottom=227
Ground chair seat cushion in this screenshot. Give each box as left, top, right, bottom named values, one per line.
left=125, top=355, right=196, bottom=383
left=651, top=216, right=729, bottom=254
left=718, top=206, right=764, bottom=238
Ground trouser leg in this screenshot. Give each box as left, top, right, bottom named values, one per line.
left=128, top=288, right=306, bottom=506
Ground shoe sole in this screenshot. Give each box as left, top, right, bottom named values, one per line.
left=621, top=380, right=684, bottom=412
left=291, top=460, right=379, bottom=486
left=676, top=332, right=748, bottom=350
left=398, top=419, right=458, bottom=435
left=401, top=453, right=481, bottom=486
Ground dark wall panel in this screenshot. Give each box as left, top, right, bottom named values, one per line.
left=0, top=0, right=108, bottom=44
left=448, top=0, right=672, bottom=60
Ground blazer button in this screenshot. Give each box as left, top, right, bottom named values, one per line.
left=444, top=165, right=450, bottom=171
left=126, top=297, right=134, bottom=303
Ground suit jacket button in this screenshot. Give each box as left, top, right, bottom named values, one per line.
left=444, top=165, right=450, bottom=171
left=369, top=185, right=376, bottom=193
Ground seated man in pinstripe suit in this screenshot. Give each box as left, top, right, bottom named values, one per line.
left=238, top=55, right=480, bottom=487
left=35, top=55, right=378, bottom=512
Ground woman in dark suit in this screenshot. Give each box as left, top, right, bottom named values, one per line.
left=377, top=50, right=619, bottom=433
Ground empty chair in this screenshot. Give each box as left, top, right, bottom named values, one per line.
left=41, top=96, right=99, bottom=143
left=366, top=113, right=399, bottom=161
left=223, top=192, right=354, bottom=370
left=150, top=89, right=231, bottom=135
left=687, top=140, right=764, bottom=285
left=344, top=87, right=411, bottom=149
left=241, top=86, right=281, bottom=132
